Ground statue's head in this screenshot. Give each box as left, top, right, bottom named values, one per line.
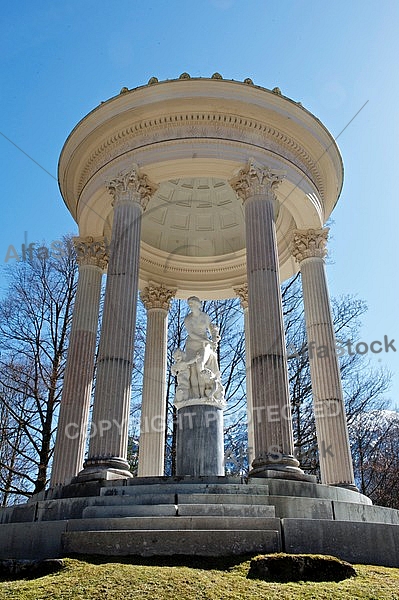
left=187, top=296, right=201, bottom=308
left=173, top=348, right=184, bottom=361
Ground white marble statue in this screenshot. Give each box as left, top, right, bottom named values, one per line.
left=172, top=296, right=225, bottom=407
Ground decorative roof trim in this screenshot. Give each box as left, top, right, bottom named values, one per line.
left=77, top=112, right=323, bottom=198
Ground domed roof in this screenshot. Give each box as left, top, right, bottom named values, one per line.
left=58, top=75, right=343, bottom=298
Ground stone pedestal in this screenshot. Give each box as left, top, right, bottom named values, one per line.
left=292, top=228, right=356, bottom=489
left=172, top=297, right=226, bottom=477
left=138, top=284, right=176, bottom=477
left=231, top=161, right=305, bottom=479
left=176, top=404, right=224, bottom=476
left=79, top=167, right=157, bottom=481
left=50, top=237, right=107, bottom=487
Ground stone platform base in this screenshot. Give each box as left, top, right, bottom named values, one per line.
left=1, top=476, right=399, bottom=566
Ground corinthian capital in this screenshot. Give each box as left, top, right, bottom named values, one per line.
left=234, top=283, right=248, bottom=309
left=73, top=236, right=109, bottom=270
left=291, top=228, right=329, bottom=262
left=140, top=283, right=176, bottom=310
left=229, top=159, right=285, bottom=204
left=106, top=164, right=158, bottom=210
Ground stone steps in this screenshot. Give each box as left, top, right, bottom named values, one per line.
left=61, top=528, right=281, bottom=557
left=178, top=504, right=274, bottom=517
left=177, top=493, right=271, bottom=505
left=83, top=504, right=177, bottom=518
left=65, top=484, right=279, bottom=557
left=120, top=476, right=245, bottom=487
left=32, top=490, right=399, bottom=525
left=94, top=492, right=271, bottom=506
left=100, top=491, right=177, bottom=504
left=100, top=482, right=269, bottom=497
left=67, top=516, right=281, bottom=532
left=82, top=503, right=275, bottom=519
left=2, top=476, right=399, bottom=564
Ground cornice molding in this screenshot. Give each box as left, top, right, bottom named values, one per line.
left=140, top=253, right=246, bottom=276
left=76, top=112, right=323, bottom=198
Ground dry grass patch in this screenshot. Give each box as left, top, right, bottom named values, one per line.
left=0, top=555, right=398, bottom=600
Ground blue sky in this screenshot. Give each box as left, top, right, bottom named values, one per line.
left=0, top=0, right=398, bottom=404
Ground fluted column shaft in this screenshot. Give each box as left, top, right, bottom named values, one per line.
left=292, top=228, right=356, bottom=488
left=82, top=167, right=157, bottom=478
left=138, top=284, right=175, bottom=477
left=235, top=285, right=255, bottom=468
left=231, top=161, right=302, bottom=478
left=51, top=237, right=106, bottom=486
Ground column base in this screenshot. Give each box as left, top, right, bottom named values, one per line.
left=330, top=482, right=359, bottom=493
left=75, top=457, right=133, bottom=483
left=250, top=453, right=316, bottom=482
left=249, top=467, right=317, bottom=483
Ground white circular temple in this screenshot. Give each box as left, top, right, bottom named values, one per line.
left=52, top=74, right=354, bottom=490
left=3, top=76, right=399, bottom=567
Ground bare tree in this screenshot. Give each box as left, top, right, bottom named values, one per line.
left=0, top=237, right=78, bottom=502
left=0, top=377, right=33, bottom=505
left=350, top=409, right=399, bottom=508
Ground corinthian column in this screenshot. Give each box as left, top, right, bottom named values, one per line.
left=80, top=166, right=157, bottom=480
left=138, top=283, right=176, bottom=477
left=230, top=160, right=305, bottom=479
left=234, top=284, right=255, bottom=468
left=51, top=237, right=107, bottom=487
left=292, top=228, right=356, bottom=489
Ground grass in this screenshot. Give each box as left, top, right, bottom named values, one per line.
left=0, top=555, right=399, bottom=600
